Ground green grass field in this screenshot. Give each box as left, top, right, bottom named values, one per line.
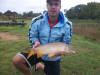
left=0, top=19, right=100, bottom=75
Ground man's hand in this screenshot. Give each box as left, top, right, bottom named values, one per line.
left=32, top=40, right=40, bottom=49
left=32, top=40, right=40, bottom=54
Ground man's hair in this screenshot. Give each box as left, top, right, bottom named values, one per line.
left=47, top=0, right=61, bottom=3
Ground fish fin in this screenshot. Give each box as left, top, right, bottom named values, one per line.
left=22, top=48, right=33, bottom=53
left=22, top=47, right=32, bottom=53
left=22, top=49, right=30, bottom=53
left=27, top=51, right=34, bottom=59
left=37, top=51, right=43, bottom=58
left=48, top=53, right=55, bottom=58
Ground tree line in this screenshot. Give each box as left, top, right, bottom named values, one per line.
left=0, top=2, right=100, bottom=20
left=0, top=10, right=41, bottom=20
left=65, top=2, right=100, bottom=19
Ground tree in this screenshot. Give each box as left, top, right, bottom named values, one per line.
left=4, top=10, right=12, bottom=20
left=87, top=2, right=97, bottom=19
left=23, top=11, right=41, bottom=18
left=66, top=2, right=100, bottom=19
left=0, top=12, right=3, bottom=15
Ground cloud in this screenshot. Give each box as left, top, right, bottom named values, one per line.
left=0, top=0, right=46, bottom=13
left=0, top=0, right=100, bottom=13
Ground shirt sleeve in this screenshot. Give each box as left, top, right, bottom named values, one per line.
left=28, top=18, right=39, bottom=45
left=62, top=21, right=72, bottom=44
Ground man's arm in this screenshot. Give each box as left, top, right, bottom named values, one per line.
left=28, top=19, right=39, bottom=46
left=63, top=21, right=72, bottom=44
left=32, top=40, right=40, bottom=49
left=55, top=21, right=72, bottom=56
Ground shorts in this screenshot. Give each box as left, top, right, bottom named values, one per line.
left=18, top=52, right=60, bottom=75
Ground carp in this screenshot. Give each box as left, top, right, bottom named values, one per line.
left=22, top=42, right=75, bottom=59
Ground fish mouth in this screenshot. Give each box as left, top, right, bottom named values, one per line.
left=70, top=50, right=76, bottom=53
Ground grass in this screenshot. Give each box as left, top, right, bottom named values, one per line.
left=0, top=19, right=100, bottom=75
left=70, top=19, right=100, bottom=24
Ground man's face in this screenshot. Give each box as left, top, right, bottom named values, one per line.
left=47, top=1, right=61, bottom=17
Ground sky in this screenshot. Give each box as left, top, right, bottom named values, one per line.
left=0, top=0, right=100, bottom=14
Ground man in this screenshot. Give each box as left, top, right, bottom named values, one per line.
left=12, top=0, right=72, bottom=75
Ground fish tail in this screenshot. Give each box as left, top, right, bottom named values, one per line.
left=27, top=51, right=35, bottom=59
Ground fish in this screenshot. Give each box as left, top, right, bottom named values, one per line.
left=22, top=42, right=75, bottom=59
